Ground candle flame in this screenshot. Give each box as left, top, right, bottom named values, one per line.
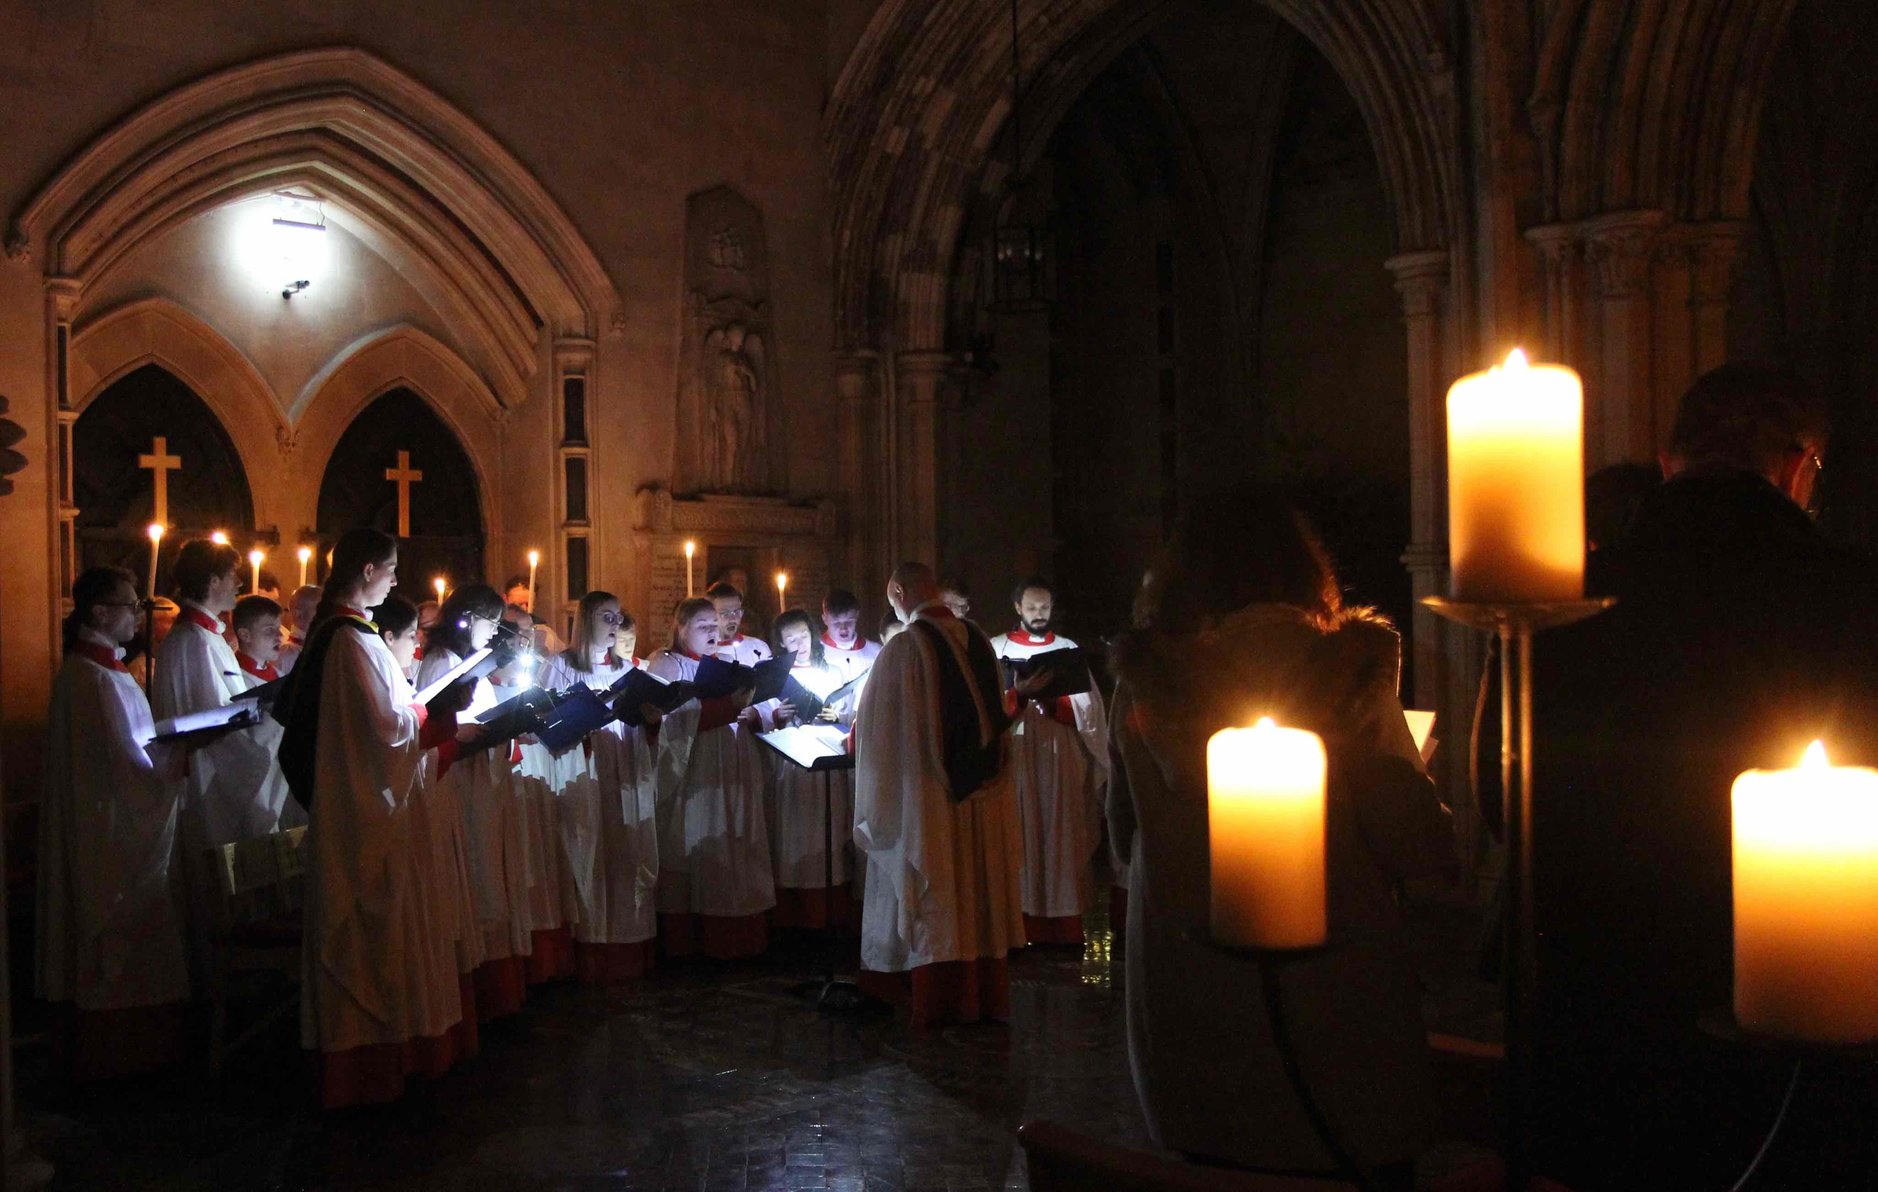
left=296, top=545, right=312, bottom=563
left=147, top=523, right=165, bottom=542
left=527, top=550, right=540, bottom=567
left=248, top=548, right=264, bottom=565
left=1253, top=716, right=1276, bottom=732
left=434, top=576, right=447, bottom=597
left=1503, top=347, right=1530, bottom=373
left=1802, top=740, right=1830, bottom=769
left=684, top=540, right=696, bottom=558
left=211, top=531, right=229, bottom=545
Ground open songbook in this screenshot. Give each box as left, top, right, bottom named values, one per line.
left=535, top=686, right=617, bottom=752
left=230, top=673, right=288, bottom=708
left=414, top=646, right=495, bottom=707
left=471, top=686, right=559, bottom=751
left=1404, top=709, right=1438, bottom=765
left=1000, top=646, right=1093, bottom=701
left=752, top=662, right=864, bottom=724
left=151, top=700, right=265, bottom=746
left=756, top=724, right=855, bottom=772
left=609, top=668, right=697, bottom=728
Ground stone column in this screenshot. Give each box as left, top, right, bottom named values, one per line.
left=833, top=350, right=878, bottom=591
left=1524, top=223, right=1585, bottom=367
left=894, top=351, right=954, bottom=569
left=1686, top=221, right=1747, bottom=377
left=1582, top=210, right=1670, bottom=466
left=1385, top=249, right=1452, bottom=706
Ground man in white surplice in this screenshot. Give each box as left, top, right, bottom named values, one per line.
left=852, top=562, right=1024, bottom=1026
left=990, top=577, right=1111, bottom=945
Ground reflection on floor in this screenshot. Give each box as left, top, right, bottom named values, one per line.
left=19, top=901, right=1499, bottom=1191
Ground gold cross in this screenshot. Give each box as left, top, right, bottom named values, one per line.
left=137, top=436, right=181, bottom=526
left=384, top=450, right=424, bottom=538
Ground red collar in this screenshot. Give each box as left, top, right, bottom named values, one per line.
left=71, top=641, right=128, bottom=673
left=182, top=606, right=224, bottom=635
left=336, top=605, right=365, bottom=619
left=238, top=654, right=279, bottom=682
left=681, top=649, right=703, bottom=662
left=821, top=632, right=864, bottom=652
left=1010, top=630, right=1056, bottom=647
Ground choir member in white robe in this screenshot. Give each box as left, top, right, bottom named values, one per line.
left=853, top=563, right=1025, bottom=1027
left=820, top=588, right=882, bottom=684
left=502, top=646, right=576, bottom=987
left=990, top=578, right=1111, bottom=945
left=232, top=594, right=307, bottom=830
left=285, top=535, right=470, bottom=1107
left=541, top=594, right=660, bottom=982
left=647, top=597, right=776, bottom=959
left=275, top=584, right=320, bottom=677
left=37, top=567, right=190, bottom=1080
left=708, top=581, right=774, bottom=665
left=152, top=539, right=288, bottom=979
left=415, top=585, right=534, bottom=1020
left=757, top=610, right=856, bottom=930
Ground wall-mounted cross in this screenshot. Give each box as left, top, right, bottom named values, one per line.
left=385, top=449, right=423, bottom=539
left=138, top=435, right=181, bottom=526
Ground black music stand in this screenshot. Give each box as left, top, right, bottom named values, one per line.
left=757, top=727, right=862, bottom=1012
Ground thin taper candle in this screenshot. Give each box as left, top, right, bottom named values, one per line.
left=296, top=545, right=312, bottom=589
left=248, top=548, right=264, bottom=593
left=146, top=523, right=164, bottom=599
left=526, top=549, right=540, bottom=615
left=684, top=540, right=697, bottom=597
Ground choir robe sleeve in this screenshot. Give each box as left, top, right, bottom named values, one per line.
left=1067, top=684, right=1112, bottom=790
left=852, top=628, right=960, bottom=963
left=153, top=622, right=281, bottom=844
left=308, top=628, right=424, bottom=1028
left=37, top=658, right=190, bottom=1009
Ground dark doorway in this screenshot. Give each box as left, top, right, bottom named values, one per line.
left=316, top=387, right=483, bottom=605
left=73, top=363, right=255, bottom=597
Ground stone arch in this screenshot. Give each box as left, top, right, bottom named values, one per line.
left=68, top=297, right=287, bottom=529
left=292, top=325, right=502, bottom=552
left=825, top=0, right=1458, bottom=350
left=9, top=46, right=619, bottom=399
left=1532, top=0, right=1798, bottom=224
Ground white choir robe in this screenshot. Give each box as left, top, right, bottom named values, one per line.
left=755, top=661, right=855, bottom=928
left=646, top=649, right=775, bottom=958
left=276, top=634, right=305, bottom=678
left=506, top=676, right=573, bottom=983
left=853, top=607, right=1025, bottom=1024
left=990, top=631, right=1112, bottom=942
left=37, top=634, right=190, bottom=1079
left=301, top=624, right=468, bottom=1107
left=820, top=634, right=881, bottom=685
left=715, top=633, right=773, bottom=666
left=240, top=667, right=308, bottom=830
left=541, top=653, right=660, bottom=980
left=152, top=604, right=293, bottom=980
left=414, top=649, right=533, bottom=1017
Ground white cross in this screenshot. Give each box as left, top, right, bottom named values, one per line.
left=384, top=450, right=424, bottom=538
left=137, top=436, right=181, bottom=526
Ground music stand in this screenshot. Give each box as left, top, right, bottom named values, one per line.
left=756, top=727, right=861, bottom=1012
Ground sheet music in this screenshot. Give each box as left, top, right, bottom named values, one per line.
left=151, top=701, right=260, bottom=741
left=413, top=646, right=493, bottom=704
left=756, top=724, right=852, bottom=770
left=1404, top=709, right=1437, bottom=764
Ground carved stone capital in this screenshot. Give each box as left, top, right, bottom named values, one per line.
left=1580, top=211, right=1671, bottom=299
left=833, top=350, right=877, bottom=400
left=45, top=275, right=81, bottom=320
left=1681, top=221, right=1749, bottom=304
left=608, top=309, right=628, bottom=340
left=276, top=424, right=300, bottom=456
left=552, top=335, right=596, bottom=373
left=1384, top=250, right=1448, bottom=319
left=1524, top=223, right=1578, bottom=272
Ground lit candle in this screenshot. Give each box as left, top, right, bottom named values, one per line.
left=684, top=540, right=697, bottom=597
left=434, top=576, right=447, bottom=603
left=526, top=549, right=540, bottom=615
left=1733, top=741, right=1878, bottom=1043
left=776, top=570, right=788, bottom=612
left=1207, top=718, right=1327, bottom=949
left=296, top=544, right=312, bottom=589
left=248, top=548, right=265, bottom=593
left=1445, top=348, right=1584, bottom=602
left=210, top=530, right=229, bottom=546
left=146, top=523, right=165, bottom=598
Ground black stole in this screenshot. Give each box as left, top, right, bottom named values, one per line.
left=908, top=616, right=1012, bottom=801
left=271, top=614, right=377, bottom=812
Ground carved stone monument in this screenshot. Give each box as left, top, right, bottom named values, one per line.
left=676, top=186, right=784, bottom=495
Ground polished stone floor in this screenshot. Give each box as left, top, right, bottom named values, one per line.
left=18, top=901, right=1500, bottom=1191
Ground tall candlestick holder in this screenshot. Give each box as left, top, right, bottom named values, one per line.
left=1422, top=595, right=1614, bottom=1191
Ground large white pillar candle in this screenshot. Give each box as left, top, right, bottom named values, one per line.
left=1208, top=718, right=1327, bottom=949
left=1446, top=348, right=1585, bottom=602
left=1733, top=741, right=1878, bottom=1043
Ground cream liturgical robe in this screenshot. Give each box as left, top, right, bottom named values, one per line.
left=716, top=634, right=773, bottom=666
left=37, top=634, right=190, bottom=1013
left=854, top=610, right=1025, bottom=973
left=990, top=632, right=1111, bottom=930
left=541, top=654, right=659, bottom=953
left=756, top=662, right=855, bottom=899
left=820, top=634, right=881, bottom=685
left=645, top=650, right=776, bottom=923
left=153, top=605, right=293, bottom=849
left=301, top=624, right=462, bottom=1055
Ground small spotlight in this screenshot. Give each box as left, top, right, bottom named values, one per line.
left=282, top=279, right=310, bottom=300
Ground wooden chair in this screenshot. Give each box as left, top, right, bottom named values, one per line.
left=1017, top=1120, right=1359, bottom=1192
left=204, top=826, right=308, bottom=1073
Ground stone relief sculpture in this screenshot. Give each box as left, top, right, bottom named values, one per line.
left=677, top=186, right=783, bottom=494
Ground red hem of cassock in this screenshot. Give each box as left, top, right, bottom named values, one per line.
left=658, top=911, right=770, bottom=960
left=1023, top=913, right=1086, bottom=945
left=316, top=1024, right=470, bottom=1110
left=472, top=955, right=528, bottom=1021
left=857, top=959, right=1012, bottom=1029
left=58, top=1001, right=188, bottom=1082
left=574, top=939, right=656, bottom=985
left=1108, top=885, right=1128, bottom=939
left=771, top=884, right=857, bottom=932
left=452, top=975, right=480, bottom=1056
left=525, top=925, right=576, bottom=984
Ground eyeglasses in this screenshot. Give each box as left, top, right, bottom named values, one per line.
left=596, top=611, right=626, bottom=625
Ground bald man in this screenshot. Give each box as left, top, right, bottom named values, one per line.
left=852, top=562, right=1024, bottom=1026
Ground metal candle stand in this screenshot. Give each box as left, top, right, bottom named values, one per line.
left=1421, top=595, right=1614, bottom=1192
